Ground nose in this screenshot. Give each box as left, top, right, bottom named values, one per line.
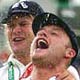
left=37, top=30, right=48, bottom=38
left=12, top=25, right=22, bottom=34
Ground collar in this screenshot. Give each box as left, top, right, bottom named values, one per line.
left=19, top=62, right=33, bottom=80
left=3, top=54, right=26, bottom=69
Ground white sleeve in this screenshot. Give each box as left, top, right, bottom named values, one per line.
left=68, top=65, right=80, bottom=80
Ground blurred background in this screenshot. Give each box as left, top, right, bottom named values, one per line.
left=0, top=0, right=80, bottom=70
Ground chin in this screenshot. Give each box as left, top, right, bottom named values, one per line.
left=32, top=56, right=53, bottom=68
left=31, top=53, right=43, bottom=61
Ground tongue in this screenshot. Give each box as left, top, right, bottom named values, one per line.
left=38, top=41, right=48, bottom=49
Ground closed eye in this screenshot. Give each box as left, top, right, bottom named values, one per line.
left=50, top=32, right=58, bottom=35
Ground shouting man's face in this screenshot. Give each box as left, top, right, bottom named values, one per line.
left=30, top=25, right=73, bottom=68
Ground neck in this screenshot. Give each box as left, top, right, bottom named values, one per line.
left=31, top=64, right=67, bottom=80
left=13, top=54, right=30, bottom=66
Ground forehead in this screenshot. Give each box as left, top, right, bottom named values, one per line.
left=43, top=25, right=70, bottom=41
left=42, top=25, right=66, bottom=32
left=7, top=14, right=34, bottom=23
left=40, top=25, right=69, bottom=37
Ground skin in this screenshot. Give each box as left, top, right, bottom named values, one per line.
left=6, top=15, right=76, bottom=79
left=0, top=51, right=10, bottom=63
left=7, top=15, right=34, bottom=65
left=57, top=70, right=76, bottom=80
left=30, top=25, right=76, bottom=80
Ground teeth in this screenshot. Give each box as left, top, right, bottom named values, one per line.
left=15, top=38, right=21, bottom=41
left=38, top=39, right=47, bottom=45
left=13, top=37, right=25, bottom=41
left=37, top=39, right=48, bottom=49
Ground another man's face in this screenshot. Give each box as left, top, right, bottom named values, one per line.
left=30, top=25, right=71, bottom=67
left=7, top=15, right=34, bottom=56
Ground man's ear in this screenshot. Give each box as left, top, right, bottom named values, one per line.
left=65, top=48, right=76, bottom=59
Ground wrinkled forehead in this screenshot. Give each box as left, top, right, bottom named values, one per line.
left=41, top=25, right=71, bottom=44
left=38, top=24, right=67, bottom=34
left=38, top=25, right=70, bottom=39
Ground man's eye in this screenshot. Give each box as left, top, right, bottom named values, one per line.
left=19, top=23, right=26, bottom=26
left=51, top=32, right=56, bottom=35
left=7, top=24, right=15, bottom=28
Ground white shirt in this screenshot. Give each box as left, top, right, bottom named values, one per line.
left=68, top=65, right=80, bottom=80
left=0, top=54, right=28, bottom=80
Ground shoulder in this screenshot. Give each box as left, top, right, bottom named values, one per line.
left=68, top=65, right=80, bottom=80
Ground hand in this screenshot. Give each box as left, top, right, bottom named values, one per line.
left=56, top=70, right=76, bottom=80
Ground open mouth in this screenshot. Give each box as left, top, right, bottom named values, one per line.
left=13, top=37, right=25, bottom=42
left=36, top=38, right=49, bottom=49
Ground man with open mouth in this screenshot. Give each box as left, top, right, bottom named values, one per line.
left=24, top=12, right=79, bottom=80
